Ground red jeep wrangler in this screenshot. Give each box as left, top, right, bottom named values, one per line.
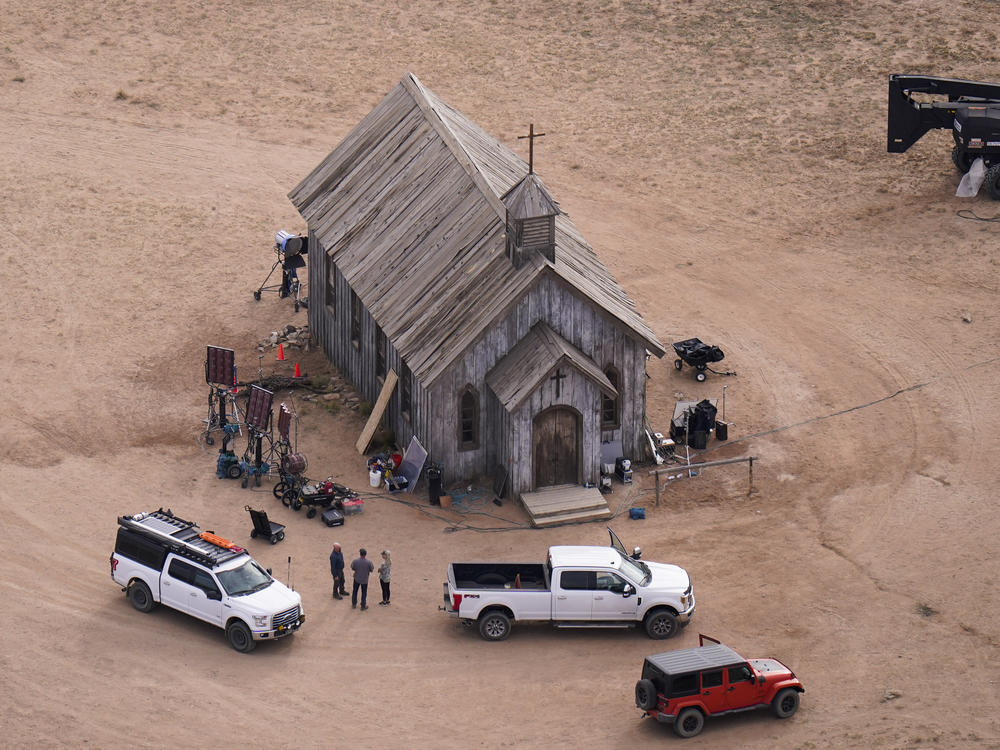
left=634, top=635, right=804, bottom=738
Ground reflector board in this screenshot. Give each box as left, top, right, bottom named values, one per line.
left=278, top=403, right=293, bottom=442
left=245, top=385, right=274, bottom=432
left=206, top=346, right=236, bottom=386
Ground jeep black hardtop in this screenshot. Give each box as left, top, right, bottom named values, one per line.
left=645, top=642, right=744, bottom=675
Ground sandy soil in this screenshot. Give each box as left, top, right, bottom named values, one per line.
left=1, top=1, right=999, bottom=748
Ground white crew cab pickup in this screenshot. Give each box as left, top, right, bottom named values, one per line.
left=110, top=509, right=304, bottom=652
left=441, top=528, right=694, bottom=641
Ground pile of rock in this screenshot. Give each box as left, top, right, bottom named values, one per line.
left=254, top=324, right=366, bottom=411
left=258, top=324, right=311, bottom=354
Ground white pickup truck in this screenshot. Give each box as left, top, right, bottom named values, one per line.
left=110, top=509, right=304, bottom=652
left=441, top=528, right=694, bottom=641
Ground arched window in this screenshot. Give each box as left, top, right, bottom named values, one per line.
left=458, top=386, right=479, bottom=451
left=601, top=366, right=620, bottom=429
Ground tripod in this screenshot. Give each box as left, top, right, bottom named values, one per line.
left=203, top=385, right=242, bottom=446
left=253, top=231, right=307, bottom=311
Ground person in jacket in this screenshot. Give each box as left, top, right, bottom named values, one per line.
left=329, top=543, right=346, bottom=599
left=350, top=547, right=375, bottom=610
left=378, top=549, right=392, bottom=606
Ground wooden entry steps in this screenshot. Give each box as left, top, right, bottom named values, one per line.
left=519, top=485, right=612, bottom=527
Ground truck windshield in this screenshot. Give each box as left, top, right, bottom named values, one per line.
left=618, top=555, right=650, bottom=586
left=217, top=560, right=273, bottom=596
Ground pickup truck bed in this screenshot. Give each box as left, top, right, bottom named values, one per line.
left=451, top=563, right=549, bottom=590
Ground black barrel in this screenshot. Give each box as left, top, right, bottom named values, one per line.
left=427, top=465, right=443, bottom=505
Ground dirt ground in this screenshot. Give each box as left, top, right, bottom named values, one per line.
left=1, top=1, right=998, bottom=747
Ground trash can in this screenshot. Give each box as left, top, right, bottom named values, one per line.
left=715, top=420, right=729, bottom=441
left=427, top=465, right=443, bottom=506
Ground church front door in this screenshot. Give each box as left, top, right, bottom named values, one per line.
left=533, top=406, right=581, bottom=488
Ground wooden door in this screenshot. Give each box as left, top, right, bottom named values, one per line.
left=533, top=407, right=580, bottom=487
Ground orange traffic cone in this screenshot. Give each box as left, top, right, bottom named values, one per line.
left=277, top=343, right=285, bottom=361
left=293, top=363, right=302, bottom=378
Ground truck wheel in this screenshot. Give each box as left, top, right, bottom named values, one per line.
left=695, top=371, right=707, bottom=382
left=952, top=144, right=974, bottom=173
left=272, top=481, right=287, bottom=499
left=478, top=610, right=511, bottom=641
left=635, top=678, right=658, bottom=711
left=226, top=463, right=242, bottom=480
left=985, top=163, right=1000, bottom=200
left=772, top=688, right=800, bottom=718
left=128, top=580, right=155, bottom=613
left=673, top=707, right=704, bottom=738
left=644, top=609, right=679, bottom=639
left=306, top=507, right=316, bottom=519
left=674, top=358, right=683, bottom=371
left=281, top=488, right=297, bottom=507
left=226, top=620, right=256, bottom=653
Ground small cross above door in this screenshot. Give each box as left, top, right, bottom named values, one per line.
left=550, top=368, right=566, bottom=398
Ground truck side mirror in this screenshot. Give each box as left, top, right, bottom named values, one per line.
left=207, top=589, right=222, bottom=601
left=622, top=584, right=634, bottom=598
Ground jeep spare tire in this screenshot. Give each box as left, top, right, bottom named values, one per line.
left=635, top=678, right=658, bottom=711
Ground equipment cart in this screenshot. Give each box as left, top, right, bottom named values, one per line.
left=245, top=505, right=286, bottom=544
left=672, top=338, right=727, bottom=382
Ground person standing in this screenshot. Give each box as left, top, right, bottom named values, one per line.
left=350, top=547, right=375, bottom=610
left=378, top=550, right=392, bottom=606
left=329, top=543, right=346, bottom=599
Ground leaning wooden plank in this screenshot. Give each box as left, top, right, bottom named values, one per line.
left=356, top=369, right=398, bottom=454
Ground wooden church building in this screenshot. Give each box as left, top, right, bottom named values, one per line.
left=289, top=73, right=665, bottom=521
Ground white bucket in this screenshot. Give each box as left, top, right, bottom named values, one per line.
left=369, top=469, right=381, bottom=487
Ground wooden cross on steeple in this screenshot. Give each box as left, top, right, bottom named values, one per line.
left=518, top=123, right=546, bottom=174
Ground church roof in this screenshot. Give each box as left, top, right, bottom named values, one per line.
left=485, top=322, right=617, bottom=411
left=288, top=73, right=665, bottom=385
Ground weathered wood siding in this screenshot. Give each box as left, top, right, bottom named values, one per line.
left=308, top=234, right=425, bottom=452
left=427, top=272, right=649, bottom=497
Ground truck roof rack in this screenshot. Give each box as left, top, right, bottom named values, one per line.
left=117, top=509, right=246, bottom=569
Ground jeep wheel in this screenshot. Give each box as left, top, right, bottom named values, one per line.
left=772, top=688, right=800, bottom=718
left=478, top=610, right=511, bottom=641
left=127, top=580, right=155, bottom=613
left=644, top=609, right=679, bottom=639
left=673, top=707, right=704, bottom=738
left=635, top=678, right=658, bottom=711
left=226, top=620, right=256, bottom=653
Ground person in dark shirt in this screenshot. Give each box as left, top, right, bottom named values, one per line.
left=350, top=548, right=375, bottom=610
left=329, top=543, right=346, bottom=600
